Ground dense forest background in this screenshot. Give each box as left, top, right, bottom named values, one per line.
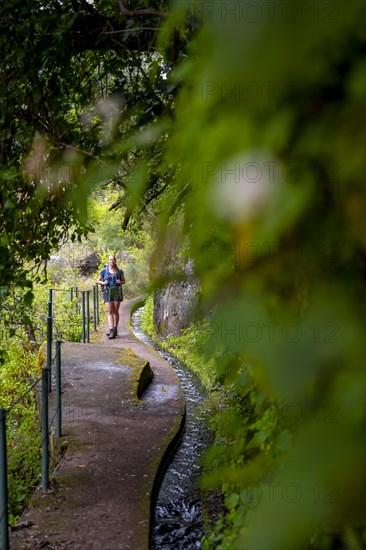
left=1, top=1, right=365, bottom=548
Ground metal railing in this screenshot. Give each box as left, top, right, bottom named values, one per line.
left=0, top=344, right=62, bottom=550
left=0, top=284, right=101, bottom=549
left=49, top=285, right=100, bottom=344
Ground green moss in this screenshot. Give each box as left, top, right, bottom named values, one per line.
left=140, top=297, right=217, bottom=391
left=118, top=347, right=146, bottom=369
left=119, top=347, right=153, bottom=401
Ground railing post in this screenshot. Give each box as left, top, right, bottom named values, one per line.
left=81, top=291, right=86, bottom=343
left=93, top=286, right=97, bottom=332
left=75, top=286, right=79, bottom=313
left=55, top=341, right=62, bottom=438
left=0, top=409, right=9, bottom=550
left=47, top=300, right=53, bottom=393
left=70, top=287, right=74, bottom=302
left=41, top=368, right=49, bottom=492
left=86, top=290, right=90, bottom=343
left=96, top=284, right=99, bottom=325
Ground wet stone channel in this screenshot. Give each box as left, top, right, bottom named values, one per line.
left=131, top=308, right=211, bottom=550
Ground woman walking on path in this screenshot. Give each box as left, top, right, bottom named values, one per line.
left=97, top=255, right=125, bottom=339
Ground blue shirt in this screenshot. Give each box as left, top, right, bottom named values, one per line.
left=99, top=267, right=124, bottom=289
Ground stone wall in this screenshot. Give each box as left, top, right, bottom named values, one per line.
left=153, top=262, right=200, bottom=337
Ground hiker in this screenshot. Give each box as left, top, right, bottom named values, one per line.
left=97, top=255, right=125, bottom=339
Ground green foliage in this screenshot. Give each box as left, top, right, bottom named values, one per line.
left=151, top=2, right=365, bottom=548
left=53, top=295, right=83, bottom=343
left=138, top=4, right=366, bottom=546
left=6, top=410, right=41, bottom=527
left=87, top=190, right=125, bottom=252
left=1, top=0, right=365, bottom=547
left=0, top=0, right=173, bottom=294
left=163, top=322, right=218, bottom=389
left=141, top=294, right=217, bottom=388
left=0, top=343, right=41, bottom=526
left=0, top=273, right=94, bottom=524
left=121, top=247, right=150, bottom=299
left=140, top=295, right=155, bottom=335
left=86, top=189, right=154, bottom=298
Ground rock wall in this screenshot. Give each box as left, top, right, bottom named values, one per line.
left=153, top=263, right=200, bottom=337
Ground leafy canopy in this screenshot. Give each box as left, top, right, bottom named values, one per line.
left=1, top=1, right=365, bottom=547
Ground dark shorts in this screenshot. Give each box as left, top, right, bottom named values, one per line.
left=102, top=286, right=123, bottom=303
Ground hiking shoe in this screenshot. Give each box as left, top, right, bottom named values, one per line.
left=108, top=328, right=116, bottom=339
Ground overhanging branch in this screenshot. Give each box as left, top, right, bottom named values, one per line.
left=118, top=0, right=167, bottom=18
left=67, top=12, right=159, bottom=53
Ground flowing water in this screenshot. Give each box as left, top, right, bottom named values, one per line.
left=131, top=308, right=211, bottom=550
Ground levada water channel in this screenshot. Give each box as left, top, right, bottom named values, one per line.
left=131, top=307, right=213, bottom=549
